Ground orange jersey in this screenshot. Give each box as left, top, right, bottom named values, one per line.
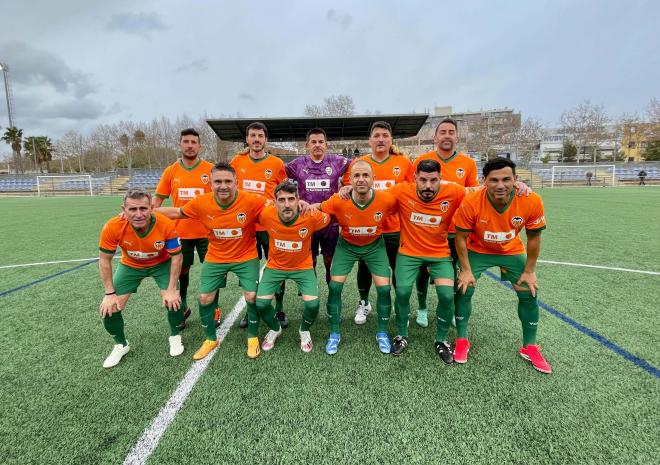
left=454, top=190, right=546, bottom=255
left=230, top=152, right=286, bottom=232
left=320, top=191, right=398, bottom=246
left=99, top=213, right=181, bottom=269
left=342, top=154, right=412, bottom=233
left=409, top=151, right=479, bottom=186
left=258, top=206, right=331, bottom=271
left=155, top=159, right=214, bottom=239
left=389, top=181, right=465, bottom=258
left=180, top=191, right=267, bottom=263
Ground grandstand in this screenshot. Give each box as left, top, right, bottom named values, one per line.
left=125, top=170, right=163, bottom=189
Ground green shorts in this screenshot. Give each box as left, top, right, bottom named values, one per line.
left=181, top=238, right=209, bottom=269
left=395, top=253, right=454, bottom=284
left=199, top=258, right=260, bottom=293
left=331, top=236, right=390, bottom=278
left=257, top=267, right=319, bottom=297
left=113, top=260, right=171, bottom=295
left=467, top=251, right=527, bottom=285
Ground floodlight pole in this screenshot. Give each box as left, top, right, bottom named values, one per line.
left=0, top=63, right=14, bottom=128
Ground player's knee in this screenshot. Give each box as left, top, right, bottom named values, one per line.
left=375, top=284, right=392, bottom=301
left=456, top=285, right=475, bottom=301
left=328, top=280, right=344, bottom=297
left=199, top=293, right=215, bottom=305
left=256, top=297, right=271, bottom=313
left=395, top=286, right=413, bottom=305
left=435, top=285, right=454, bottom=307
left=516, top=289, right=537, bottom=303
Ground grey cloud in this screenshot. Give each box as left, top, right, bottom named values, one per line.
left=2, top=41, right=95, bottom=98
left=326, top=9, right=352, bottom=31
left=107, top=12, right=167, bottom=36
left=174, top=59, right=208, bottom=73
left=238, top=93, right=254, bottom=101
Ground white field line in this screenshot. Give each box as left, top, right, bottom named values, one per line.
left=122, top=265, right=265, bottom=465
left=0, top=256, right=119, bottom=269
left=538, top=260, right=660, bottom=276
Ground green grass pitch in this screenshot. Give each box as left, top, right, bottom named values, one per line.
left=0, top=188, right=658, bottom=464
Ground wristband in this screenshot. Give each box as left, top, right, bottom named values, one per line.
left=105, top=291, right=116, bottom=296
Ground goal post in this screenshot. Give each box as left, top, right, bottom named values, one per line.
left=550, top=165, right=616, bottom=188
left=37, top=175, right=93, bottom=196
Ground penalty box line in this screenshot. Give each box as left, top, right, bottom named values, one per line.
left=122, top=266, right=265, bottom=465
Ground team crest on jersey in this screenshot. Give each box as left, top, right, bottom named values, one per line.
left=374, top=211, right=383, bottom=222
left=440, top=201, right=450, bottom=213
left=511, top=216, right=524, bottom=227
left=201, top=174, right=210, bottom=184
left=298, top=227, right=309, bottom=239
left=393, top=166, right=401, bottom=177
left=153, top=240, right=165, bottom=250
left=264, top=169, right=273, bottom=180
left=325, top=166, right=333, bottom=175
left=237, top=213, right=247, bottom=224
left=456, top=168, right=466, bottom=179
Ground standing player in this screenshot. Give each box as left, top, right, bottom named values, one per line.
left=313, top=161, right=398, bottom=355
left=156, top=162, right=270, bottom=360
left=98, top=189, right=183, bottom=368
left=454, top=158, right=551, bottom=373
left=251, top=180, right=331, bottom=358
left=230, top=122, right=288, bottom=328
left=408, top=118, right=479, bottom=328
left=153, top=128, right=216, bottom=330
left=285, top=128, right=349, bottom=284
left=342, top=121, right=412, bottom=324
left=388, top=160, right=465, bottom=363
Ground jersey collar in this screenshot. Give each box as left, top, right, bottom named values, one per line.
left=214, top=191, right=238, bottom=210
left=178, top=158, right=201, bottom=171
left=369, top=154, right=390, bottom=165
left=486, top=190, right=515, bottom=213
left=278, top=212, right=300, bottom=226
left=434, top=151, right=458, bottom=163
left=351, top=189, right=375, bottom=210
left=249, top=152, right=270, bottom=163
left=132, top=214, right=156, bottom=238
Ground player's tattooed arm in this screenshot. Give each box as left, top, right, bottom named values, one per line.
left=455, top=231, right=477, bottom=294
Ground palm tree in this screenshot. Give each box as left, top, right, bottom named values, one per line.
left=2, top=126, right=24, bottom=173
left=23, top=136, right=54, bottom=173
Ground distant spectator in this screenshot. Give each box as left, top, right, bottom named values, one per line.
left=638, top=169, right=647, bottom=186
left=353, top=147, right=360, bottom=158
left=585, top=171, right=593, bottom=186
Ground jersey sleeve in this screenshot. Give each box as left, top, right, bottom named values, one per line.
left=275, top=161, right=287, bottom=184
left=454, top=198, right=476, bottom=233
left=387, top=182, right=403, bottom=200
left=338, top=156, right=350, bottom=176
left=312, top=209, right=331, bottom=232
left=465, top=160, right=479, bottom=187
left=180, top=195, right=201, bottom=219
left=98, top=220, right=119, bottom=254
left=252, top=193, right=269, bottom=216
left=320, top=194, right=338, bottom=215
left=164, top=221, right=182, bottom=255
left=155, top=165, right=172, bottom=198
left=525, top=195, right=547, bottom=232
left=285, top=159, right=299, bottom=180
left=341, top=161, right=354, bottom=186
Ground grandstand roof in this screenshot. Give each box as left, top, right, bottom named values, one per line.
left=206, top=114, right=429, bottom=142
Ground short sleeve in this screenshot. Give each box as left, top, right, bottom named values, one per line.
left=454, top=199, right=476, bottom=233
left=155, top=165, right=172, bottom=198
left=99, top=221, right=119, bottom=254
left=320, top=194, right=338, bottom=215
left=525, top=196, right=546, bottom=231
left=180, top=195, right=201, bottom=219
left=285, top=160, right=298, bottom=180
left=341, top=161, right=353, bottom=186
left=312, top=210, right=331, bottom=231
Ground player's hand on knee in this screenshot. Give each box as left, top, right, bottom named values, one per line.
left=516, top=272, right=538, bottom=297
left=99, top=295, right=119, bottom=318
left=163, top=289, right=181, bottom=310
left=338, top=185, right=352, bottom=200
left=457, top=270, right=476, bottom=294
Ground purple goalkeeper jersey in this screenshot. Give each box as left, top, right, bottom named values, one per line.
left=285, top=154, right=350, bottom=203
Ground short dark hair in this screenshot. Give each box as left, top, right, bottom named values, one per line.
left=211, top=161, right=236, bottom=176
left=274, top=179, right=298, bottom=198
left=306, top=127, right=327, bottom=142
left=123, top=188, right=151, bottom=205
left=416, top=159, right=441, bottom=174
left=435, top=118, right=458, bottom=134
left=482, top=157, right=516, bottom=177
left=246, top=122, right=268, bottom=138
left=180, top=128, right=200, bottom=141
left=370, top=121, right=392, bottom=135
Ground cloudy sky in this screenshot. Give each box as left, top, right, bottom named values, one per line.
left=0, top=0, right=658, bottom=140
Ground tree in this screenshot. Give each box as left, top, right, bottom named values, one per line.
left=560, top=101, right=610, bottom=163
left=304, top=95, right=356, bottom=117
left=562, top=139, right=578, bottom=162
left=508, top=117, right=542, bottom=166
left=647, top=97, right=660, bottom=124
left=2, top=126, right=24, bottom=173
left=644, top=141, right=660, bottom=161
left=23, top=136, right=53, bottom=172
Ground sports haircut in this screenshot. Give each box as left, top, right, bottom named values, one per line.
left=211, top=161, right=236, bottom=176
left=435, top=118, right=458, bottom=133
left=482, top=157, right=517, bottom=177
left=370, top=121, right=392, bottom=135
left=123, top=188, right=151, bottom=205
left=180, top=128, right=200, bottom=141
left=274, top=179, right=299, bottom=198
left=416, top=159, right=441, bottom=174
left=306, top=127, right=327, bottom=143
left=246, top=122, right=268, bottom=138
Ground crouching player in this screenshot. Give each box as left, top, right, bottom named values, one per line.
left=98, top=188, right=183, bottom=368
left=250, top=180, right=331, bottom=358
left=454, top=158, right=551, bottom=373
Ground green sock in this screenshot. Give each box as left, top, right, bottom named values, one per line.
left=257, top=298, right=281, bottom=331
left=275, top=282, right=285, bottom=312
left=357, top=261, right=371, bottom=305
left=300, top=299, right=320, bottom=331
left=327, top=281, right=344, bottom=333
left=199, top=300, right=217, bottom=340
left=394, top=285, right=412, bottom=337
left=246, top=301, right=259, bottom=338
left=455, top=286, right=475, bottom=339
left=435, top=285, right=454, bottom=341
left=103, top=312, right=127, bottom=345
left=416, top=269, right=429, bottom=311
left=517, top=290, right=539, bottom=346
left=375, top=285, right=392, bottom=333
left=166, top=308, right=183, bottom=336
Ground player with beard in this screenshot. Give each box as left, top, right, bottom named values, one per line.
left=230, top=122, right=288, bottom=329
left=285, top=128, right=349, bottom=284
left=154, top=128, right=219, bottom=330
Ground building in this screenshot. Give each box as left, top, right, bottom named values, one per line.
left=620, top=122, right=660, bottom=162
